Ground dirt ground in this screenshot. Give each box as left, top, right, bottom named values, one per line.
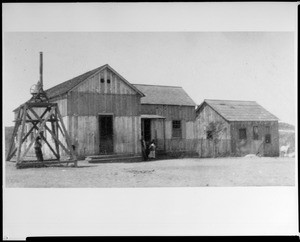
left=4, top=157, right=295, bottom=188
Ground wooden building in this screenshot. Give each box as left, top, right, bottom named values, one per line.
left=42, top=64, right=144, bottom=158
left=12, top=65, right=199, bottom=159
left=195, top=99, right=279, bottom=157
left=133, top=84, right=197, bottom=154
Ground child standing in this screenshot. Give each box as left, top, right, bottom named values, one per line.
left=148, top=140, right=156, bottom=159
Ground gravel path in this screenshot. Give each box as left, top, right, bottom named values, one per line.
left=5, top=157, right=295, bottom=188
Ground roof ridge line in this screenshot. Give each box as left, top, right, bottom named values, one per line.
left=205, top=99, right=257, bottom=103
left=133, top=83, right=182, bottom=88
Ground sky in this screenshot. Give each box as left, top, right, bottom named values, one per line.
left=3, top=32, right=295, bottom=126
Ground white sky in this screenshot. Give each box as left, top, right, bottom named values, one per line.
left=3, top=31, right=295, bottom=126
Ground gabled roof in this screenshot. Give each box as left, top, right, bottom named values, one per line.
left=45, top=64, right=144, bottom=99
left=197, top=99, right=278, bottom=121
left=133, top=84, right=196, bottom=106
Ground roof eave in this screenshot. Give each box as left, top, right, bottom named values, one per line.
left=196, top=101, right=230, bottom=122
left=228, top=119, right=279, bottom=122
left=141, top=102, right=196, bottom=107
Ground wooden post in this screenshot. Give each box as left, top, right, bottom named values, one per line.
left=52, top=111, right=60, bottom=159
left=16, top=105, right=27, bottom=164
left=28, top=107, right=72, bottom=156
left=6, top=108, right=21, bottom=161
left=56, top=106, right=77, bottom=166
left=21, top=107, right=55, bottom=160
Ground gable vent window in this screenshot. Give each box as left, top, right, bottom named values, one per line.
left=100, top=78, right=105, bottom=83
left=239, top=128, right=247, bottom=140
left=172, top=120, right=182, bottom=138
left=107, top=79, right=111, bottom=84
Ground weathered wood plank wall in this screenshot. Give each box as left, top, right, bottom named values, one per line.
left=194, top=103, right=231, bottom=157
left=195, top=103, right=231, bottom=140
left=195, top=103, right=279, bottom=157
left=141, top=104, right=195, bottom=121
left=230, top=121, right=279, bottom=156
left=65, top=67, right=141, bottom=157
left=141, top=104, right=196, bottom=153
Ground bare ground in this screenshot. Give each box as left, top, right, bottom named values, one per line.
left=5, top=157, right=295, bottom=188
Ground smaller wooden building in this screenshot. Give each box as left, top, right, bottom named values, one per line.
left=195, top=99, right=279, bottom=157
left=133, top=84, right=197, bottom=154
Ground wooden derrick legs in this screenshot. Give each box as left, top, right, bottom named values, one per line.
left=6, top=102, right=77, bottom=168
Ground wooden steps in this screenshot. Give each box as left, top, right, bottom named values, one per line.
left=86, top=154, right=142, bottom=163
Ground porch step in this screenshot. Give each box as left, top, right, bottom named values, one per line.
left=86, top=154, right=142, bottom=163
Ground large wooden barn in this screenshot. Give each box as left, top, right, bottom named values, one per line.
left=195, top=99, right=280, bottom=157
left=42, top=64, right=144, bottom=158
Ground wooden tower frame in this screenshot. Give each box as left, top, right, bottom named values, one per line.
left=6, top=52, right=77, bottom=168
left=6, top=102, right=77, bottom=168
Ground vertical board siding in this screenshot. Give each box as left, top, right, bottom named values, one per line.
left=71, top=68, right=136, bottom=95
left=230, top=121, right=279, bottom=157
left=113, top=116, right=141, bottom=155
left=72, top=116, right=97, bottom=157
left=195, top=103, right=230, bottom=140
left=140, top=104, right=195, bottom=121
left=68, top=92, right=141, bottom=117
left=185, top=121, right=195, bottom=139
left=194, top=103, right=231, bottom=157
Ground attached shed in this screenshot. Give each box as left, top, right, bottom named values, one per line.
left=43, top=64, right=144, bottom=158
left=133, top=84, right=197, bottom=154
left=195, top=99, right=279, bottom=157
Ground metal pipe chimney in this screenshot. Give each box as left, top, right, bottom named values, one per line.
left=39, top=52, right=43, bottom=89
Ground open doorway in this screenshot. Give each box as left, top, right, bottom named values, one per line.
left=141, top=118, right=151, bottom=143
left=98, top=115, right=113, bottom=154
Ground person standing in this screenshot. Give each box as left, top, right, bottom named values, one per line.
left=148, top=140, right=156, bottom=159
left=34, top=136, right=44, bottom=162
left=141, top=135, right=148, bottom=161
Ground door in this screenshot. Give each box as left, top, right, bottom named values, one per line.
left=99, top=115, right=113, bottom=154
left=141, top=119, right=151, bottom=143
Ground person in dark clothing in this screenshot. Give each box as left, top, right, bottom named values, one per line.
left=34, top=136, right=44, bottom=161
left=141, top=135, right=148, bottom=161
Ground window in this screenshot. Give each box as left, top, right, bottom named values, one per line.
left=239, top=128, right=247, bottom=140
left=253, top=126, right=259, bottom=140
left=107, top=79, right=111, bottom=84
left=265, top=134, right=271, bottom=143
left=100, top=78, right=105, bottom=83
left=172, top=120, right=182, bottom=138
left=265, top=126, right=271, bottom=143
left=207, top=130, right=213, bottom=140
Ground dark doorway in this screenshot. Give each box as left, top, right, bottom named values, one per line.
left=142, top=119, right=151, bottom=143
left=99, top=115, right=113, bottom=154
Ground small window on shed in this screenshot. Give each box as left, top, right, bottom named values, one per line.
left=207, top=130, right=213, bottom=140
left=100, top=78, right=105, bottom=83
left=265, top=126, right=271, bottom=143
left=172, top=120, right=182, bottom=138
left=253, top=126, right=259, bottom=140
left=107, top=79, right=111, bottom=84
left=239, top=128, right=247, bottom=140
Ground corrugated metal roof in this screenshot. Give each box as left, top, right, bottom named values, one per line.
left=45, top=64, right=144, bottom=98
left=199, top=99, right=278, bottom=121
left=133, top=84, right=196, bottom=106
